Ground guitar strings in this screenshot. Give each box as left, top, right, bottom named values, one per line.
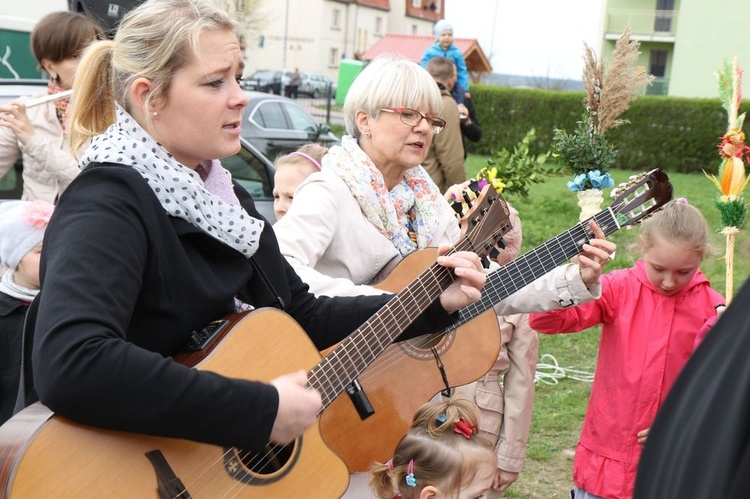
left=346, top=188, right=651, bottom=388
left=348, top=209, right=611, bottom=385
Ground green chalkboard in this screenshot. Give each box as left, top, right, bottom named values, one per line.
left=0, top=29, right=42, bottom=79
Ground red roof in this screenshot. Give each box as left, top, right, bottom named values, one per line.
left=359, top=33, right=492, bottom=77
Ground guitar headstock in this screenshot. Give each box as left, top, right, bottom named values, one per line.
left=456, top=184, right=513, bottom=260
left=610, top=169, right=673, bottom=228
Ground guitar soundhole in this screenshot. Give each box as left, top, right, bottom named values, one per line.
left=400, top=332, right=455, bottom=359
left=222, top=437, right=301, bottom=485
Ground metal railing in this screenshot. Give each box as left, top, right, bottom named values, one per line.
left=643, top=77, right=670, bottom=96
left=606, top=8, right=678, bottom=37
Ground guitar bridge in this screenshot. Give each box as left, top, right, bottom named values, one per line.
left=346, top=379, right=375, bottom=420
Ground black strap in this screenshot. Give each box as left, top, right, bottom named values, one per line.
left=13, top=293, right=40, bottom=414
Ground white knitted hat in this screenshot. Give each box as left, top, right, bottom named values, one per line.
left=433, top=19, right=453, bottom=39
left=0, top=200, right=54, bottom=270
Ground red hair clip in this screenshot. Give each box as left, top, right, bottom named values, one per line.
left=454, top=418, right=475, bottom=439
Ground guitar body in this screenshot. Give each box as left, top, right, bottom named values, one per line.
left=319, top=249, right=501, bottom=472
left=0, top=309, right=349, bottom=498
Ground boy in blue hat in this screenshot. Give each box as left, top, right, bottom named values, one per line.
left=420, top=19, right=470, bottom=104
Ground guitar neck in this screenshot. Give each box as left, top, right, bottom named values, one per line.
left=451, top=208, right=620, bottom=330
left=308, top=261, right=455, bottom=411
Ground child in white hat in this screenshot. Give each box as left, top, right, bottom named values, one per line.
left=419, top=18, right=470, bottom=104
left=0, top=199, right=54, bottom=425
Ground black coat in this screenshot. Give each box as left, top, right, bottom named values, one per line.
left=635, top=276, right=750, bottom=498
left=33, top=163, right=454, bottom=451
left=0, top=292, right=26, bottom=425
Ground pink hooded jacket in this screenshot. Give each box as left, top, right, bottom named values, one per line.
left=529, top=260, right=724, bottom=499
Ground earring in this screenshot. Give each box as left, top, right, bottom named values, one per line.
left=152, top=111, right=158, bottom=117
left=364, top=131, right=371, bottom=138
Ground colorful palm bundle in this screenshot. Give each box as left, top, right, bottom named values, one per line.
left=551, top=28, right=654, bottom=221
left=705, top=56, right=750, bottom=303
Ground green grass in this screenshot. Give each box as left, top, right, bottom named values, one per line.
left=464, top=154, right=750, bottom=498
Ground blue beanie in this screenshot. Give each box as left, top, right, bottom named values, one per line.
left=433, top=19, right=453, bottom=40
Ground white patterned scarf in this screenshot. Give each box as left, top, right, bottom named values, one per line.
left=78, top=106, right=264, bottom=258
left=323, top=136, right=443, bottom=256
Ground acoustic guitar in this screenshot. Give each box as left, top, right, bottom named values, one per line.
left=0, top=186, right=511, bottom=498
left=319, top=169, right=674, bottom=473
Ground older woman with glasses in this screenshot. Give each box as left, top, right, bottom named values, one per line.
left=273, top=55, right=615, bottom=497
left=274, top=56, right=462, bottom=297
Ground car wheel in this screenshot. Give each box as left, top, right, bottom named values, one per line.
left=312, top=89, right=319, bottom=98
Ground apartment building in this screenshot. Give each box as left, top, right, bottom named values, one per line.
left=247, top=0, right=444, bottom=82
left=602, top=0, right=750, bottom=98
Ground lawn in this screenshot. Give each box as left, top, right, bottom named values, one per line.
left=464, top=154, right=750, bottom=498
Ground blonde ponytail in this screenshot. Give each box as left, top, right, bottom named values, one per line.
left=69, top=40, right=116, bottom=156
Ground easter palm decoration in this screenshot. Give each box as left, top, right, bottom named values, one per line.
left=552, top=27, right=653, bottom=221
left=705, top=56, right=750, bottom=303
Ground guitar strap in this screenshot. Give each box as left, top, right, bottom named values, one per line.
left=14, top=292, right=41, bottom=414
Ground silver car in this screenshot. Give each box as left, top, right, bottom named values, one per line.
left=241, top=91, right=340, bottom=160
left=298, top=72, right=336, bottom=98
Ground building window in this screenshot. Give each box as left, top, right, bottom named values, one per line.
left=329, top=48, right=339, bottom=67
left=375, top=17, right=383, bottom=36
left=412, top=0, right=421, bottom=7
left=331, top=9, right=340, bottom=30
left=654, top=0, right=675, bottom=32
left=649, top=50, right=668, bottom=77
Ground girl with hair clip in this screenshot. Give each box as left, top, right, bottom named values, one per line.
left=529, top=199, right=726, bottom=499
left=369, top=394, right=498, bottom=499
left=272, top=142, right=328, bottom=220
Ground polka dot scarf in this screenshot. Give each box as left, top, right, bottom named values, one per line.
left=323, top=136, right=443, bottom=256
left=78, top=106, right=264, bottom=258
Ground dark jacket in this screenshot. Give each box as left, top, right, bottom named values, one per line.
left=0, top=292, right=26, bottom=425
left=634, top=276, right=750, bottom=498
left=460, top=95, right=482, bottom=144
left=32, top=163, right=454, bottom=451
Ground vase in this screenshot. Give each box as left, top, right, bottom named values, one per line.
left=576, top=188, right=604, bottom=221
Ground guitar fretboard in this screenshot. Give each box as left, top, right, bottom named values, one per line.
left=451, top=208, right=619, bottom=330
left=308, top=259, right=455, bottom=410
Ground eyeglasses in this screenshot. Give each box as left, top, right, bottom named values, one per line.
left=380, top=107, right=446, bottom=134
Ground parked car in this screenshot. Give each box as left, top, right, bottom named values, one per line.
left=298, top=72, right=336, bottom=98
left=241, top=91, right=340, bottom=160
left=241, top=70, right=291, bottom=95
left=0, top=79, right=278, bottom=221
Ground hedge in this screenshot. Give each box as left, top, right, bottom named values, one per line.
left=467, top=85, right=743, bottom=174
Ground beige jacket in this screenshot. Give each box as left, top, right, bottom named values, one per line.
left=421, top=86, right=466, bottom=193
left=453, top=313, right=537, bottom=473
left=0, top=95, right=78, bottom=202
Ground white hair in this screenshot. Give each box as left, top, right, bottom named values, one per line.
left=343, top=55, right=442, bottom=139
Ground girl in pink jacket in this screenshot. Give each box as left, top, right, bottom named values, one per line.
left=529, top=200, right=725, bottom=499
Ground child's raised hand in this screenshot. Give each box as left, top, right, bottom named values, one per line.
left=637, top=427, right=650, bottom=444
left=574, top=220, right=617, bottom=288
